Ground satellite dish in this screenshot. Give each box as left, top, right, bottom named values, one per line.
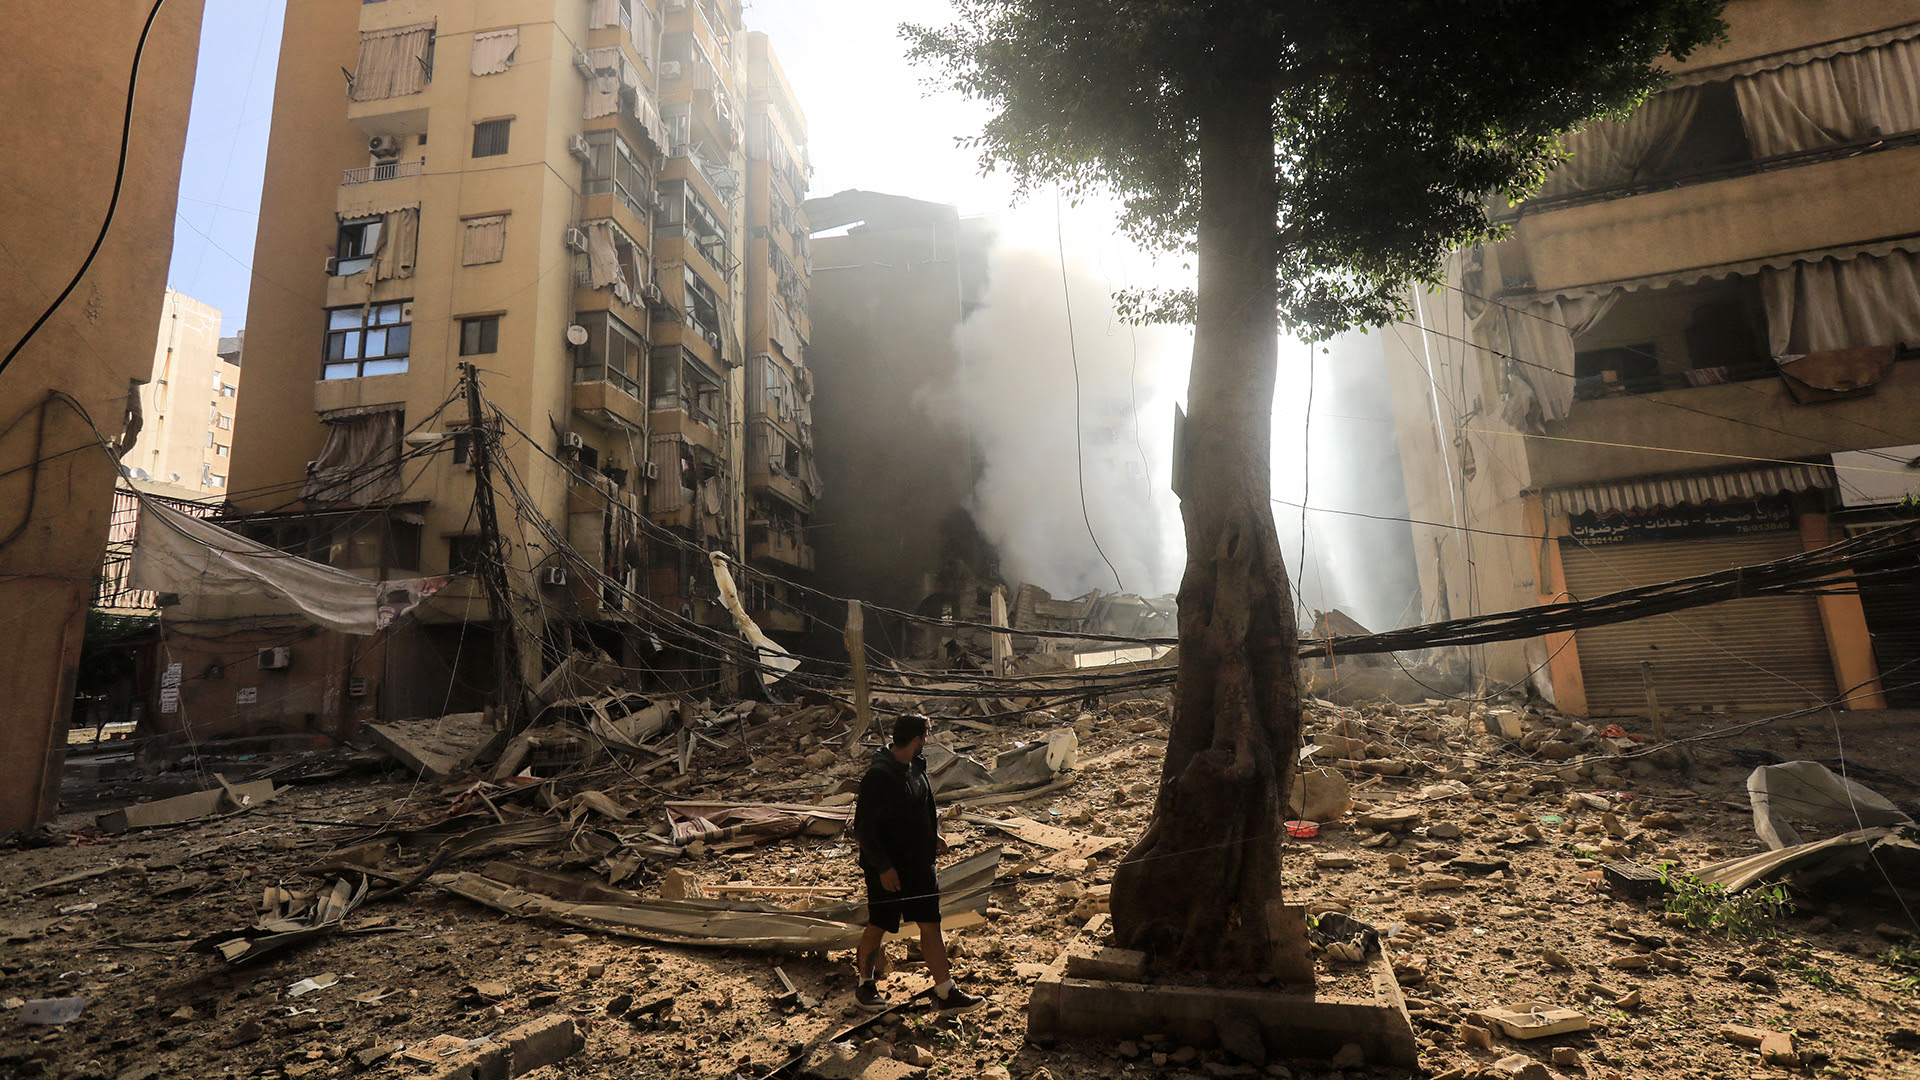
left=566, top=324, right=589, bottom=346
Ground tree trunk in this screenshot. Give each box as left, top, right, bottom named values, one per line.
left=1108, top=88, right=1301, bottom=975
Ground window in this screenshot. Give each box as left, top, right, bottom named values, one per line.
left=683, top=265, right=722, bottom=346
left=460, top=315, right=499, bottom=356
left=205, top=431, right=215, bottom=448
left=472, top=118, right=511, bottom=158
left=349, top=24, right=434, bottom=102
left=201, top=464, right=212, bottom=486
left=210, top=473, right=226, bottom=489
left=220, top=383, right=236, bottom=398
left=448, top=534, right=485, bottom=574
left=209, top=403, right=220, bottom=424
left=217, top=413, right=233, bottom=430
left=583, top=131, right=649, bottom=220
left=323, top=301, right=412, bottom=379
left=571, top=310, right=647, bottom=400
left=334, top=216, right=382, bottom=275
left=216, top=444, right=230, bottom=457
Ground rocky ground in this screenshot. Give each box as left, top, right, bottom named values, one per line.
left=3, top=694, right=1919, bottom=1080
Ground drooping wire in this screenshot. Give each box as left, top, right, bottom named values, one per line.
left=0, top=0, right=168, bottom=380
left=1056, top=192, right=1124, bottom=594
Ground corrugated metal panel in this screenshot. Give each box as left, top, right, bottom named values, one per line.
left=1544, top=465, right=1834, bottom=517
left=1561, top=533, right=1837, bottom=715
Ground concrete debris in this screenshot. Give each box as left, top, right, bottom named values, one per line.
left=1746, top=759, right=1913, bottom=849
left=96, top=777, right=277, bottom=832
left=365, top=712, right=499, bottom=778
left=1469, top=1002, right=1590, bottom=1040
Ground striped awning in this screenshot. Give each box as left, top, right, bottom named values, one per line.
left=1543, top=463, right=1835, bottom=517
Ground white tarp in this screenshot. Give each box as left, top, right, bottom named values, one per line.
left=1747, top=760, right=1913, bottom=850
left=709, top=552, right=801, bottom=686
left=129, top=499, right=447, bottom=635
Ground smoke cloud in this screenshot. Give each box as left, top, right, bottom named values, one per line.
left=941, top=239, right=1188, bottom=599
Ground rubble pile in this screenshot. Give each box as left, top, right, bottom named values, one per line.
left=3, top=689, right=1918, bottom=1080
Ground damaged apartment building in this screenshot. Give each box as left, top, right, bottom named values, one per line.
left=1383, top=0, right=1920, bottom=717
left=139, top=0, right=819, bottom=734
left=803, top=191, right=1175, bottom=671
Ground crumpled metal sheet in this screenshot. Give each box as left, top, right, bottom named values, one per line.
left=1747, top=760, right=1912, bottom=850
left=435, top=847, right=1003, bottom=952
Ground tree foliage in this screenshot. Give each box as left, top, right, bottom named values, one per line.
left=905, top=0, right=1726, bottom=338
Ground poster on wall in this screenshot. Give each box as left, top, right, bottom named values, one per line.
left=161, top=662, right=182, bottom=689
left=236, top=687, right=259, bottom=705
left=1566, top=495, right=1795, bottom=546
left=159, top=688, right=179, bottom=714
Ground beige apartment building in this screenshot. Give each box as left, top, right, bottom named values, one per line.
left=1383, top=0, right=1920, bottom=718
left=0, top=0, right=205, bottom=830
left=128, top=288, right=242, bottom=494
left=202, top=0, right=812, bottom=728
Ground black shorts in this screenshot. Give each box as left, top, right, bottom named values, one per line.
left=863, top=864, right=940, bottom=932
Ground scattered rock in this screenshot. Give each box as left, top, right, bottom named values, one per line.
left=1329, top=1044, right=1365, bottom=1069
left=1460, top=1023, right=1493, bottom=1050
left=1551, top=1046, right=1581, bottom=1067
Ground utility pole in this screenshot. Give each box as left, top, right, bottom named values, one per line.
left=461, top=362, right=525, bottom=731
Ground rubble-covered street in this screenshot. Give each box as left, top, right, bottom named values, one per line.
left=5, top=695, right=1919, bottom=1080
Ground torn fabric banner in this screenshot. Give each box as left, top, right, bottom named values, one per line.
left=709, top=551, right=802, bottom=685
left=128, top=498, right=447, bottom=635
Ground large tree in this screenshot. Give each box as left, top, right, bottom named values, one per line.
left=907, top=1, right=1725, bottom=973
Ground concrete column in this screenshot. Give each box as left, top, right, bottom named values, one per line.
left=1800, top=512, right=1887, bottom=710
left=1532, top=503, right=1588, bottom=717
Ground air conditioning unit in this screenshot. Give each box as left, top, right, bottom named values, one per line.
left=642, top=282, right=664, bottom=307
left=567, top=133, right=592, bottom=160
left=324, top=255, right=339, bottom=275
left=258, top=646, right=292, bottom=670
left=348, top=676, right=371, bottom=698
left=640, top=460, right=660, bottom=481
left=368, top=134, right=402, bottom=158
left=661, top=60, right=683, bottom=80
left=562, top=431, right=585, bottom=451
left=565, top=226, right=589, bottom=253
left=648, top=189, right=665, bottom=210
left=544, top=566, right=568, bottom=587
left=572, top=46, right=597, bottom=79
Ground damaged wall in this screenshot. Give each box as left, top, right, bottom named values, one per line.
left=0, top=0, right=206, bottom=831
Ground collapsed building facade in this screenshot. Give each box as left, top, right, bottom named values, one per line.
left=1383, top=0, right=1920, bottom=716
left=132, top=0, right=821, bottom=736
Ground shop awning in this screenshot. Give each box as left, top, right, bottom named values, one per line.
left=1542, top=463, right=1835, bottom=517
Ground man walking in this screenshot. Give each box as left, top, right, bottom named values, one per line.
left=852, top=713, right=981, bottom=1013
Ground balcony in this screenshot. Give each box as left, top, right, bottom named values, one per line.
left=572, top=375, right=646, bottom=432
left=342, top=160, right=423, bottom=186
left=747, top=607, right=806, bottom=634
left=750, top=531, right=814, bottom=571
left=750, top=469, right=812, bottom=511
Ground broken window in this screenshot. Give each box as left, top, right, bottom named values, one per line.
left=461, top=215, right=506, bottom=265
left=683, top=266, right=722, bottom=348
left=1570, top=277, right=1772, bottom=398
left=472, top=118, right=512, bottom=158
left=349, top=23, right=435, bottom=101
left=1535, top=82, right=1751, bottom=199
left=334, top=207, right=418, bottom=280
left=323, top=301, right=411, bottom=380
left=334, top=216, right=383, bottom=276
left=650, top=346, right=721, bottom=424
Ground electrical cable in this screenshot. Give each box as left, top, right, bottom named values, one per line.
left=0, top=0, right=168, bottom=381
left=1056, top=192, right=1125, bottom=593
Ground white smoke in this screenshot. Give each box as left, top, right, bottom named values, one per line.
left=940, top=238, right=1188, bottom=598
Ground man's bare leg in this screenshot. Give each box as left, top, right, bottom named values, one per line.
left=917, top=922, right=950, bottom=985
left=855, top=923, right=887, bottom=982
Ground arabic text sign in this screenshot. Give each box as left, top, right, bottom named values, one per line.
left=1566, top=496, right=1795, bottom=546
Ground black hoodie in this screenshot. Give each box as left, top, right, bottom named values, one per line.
left=853, top=746, right=938, bottom=875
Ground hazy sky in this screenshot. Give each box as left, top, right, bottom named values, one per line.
left=163, top=0, right=1173, bottom=333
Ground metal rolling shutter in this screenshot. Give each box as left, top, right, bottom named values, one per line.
left=1560, top=533, right=1837, bottom=716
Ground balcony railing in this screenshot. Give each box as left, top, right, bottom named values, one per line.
left=342, top=160, right=423, bottom=186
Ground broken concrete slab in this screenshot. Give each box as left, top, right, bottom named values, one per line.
left=1064, top=945, right=1148, bottom=982
left=365, top=713, right=499, bottom=778
left=1469, top=1002, right=1590, bottom=1040
left=423, top=1013, right=583, bottom=1080
left=96, top=778, right=277, bottom=832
